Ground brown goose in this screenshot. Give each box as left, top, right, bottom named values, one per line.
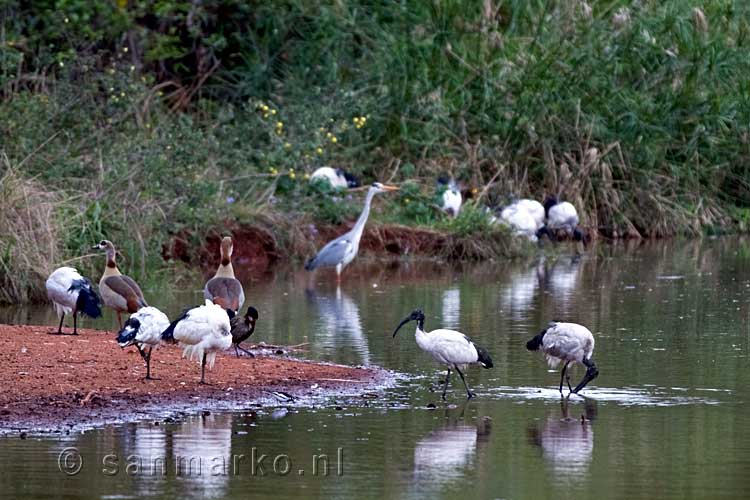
left=93, top=240, right=148, bottom=327
left=204, top=236, right=245, bottom=312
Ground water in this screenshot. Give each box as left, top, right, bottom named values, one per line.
left=3, top=238, right=750, bottom=499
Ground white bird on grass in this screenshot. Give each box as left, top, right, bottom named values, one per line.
left=392, top=308, right=493, bottom=400
left=437, top=176, right=462, bottom=217
left=310, top=167, right=360, bottom=189
left=499, top=203, right=541, bottom=242
left=45, top=266, right=102, bottom=335
left=305, top=182, right=399, bottom=282
left=526, top=321, right=599, bottom=395
left=161, top=300, right=233, bottom=384
left=116, top=306, right=171, bottom=380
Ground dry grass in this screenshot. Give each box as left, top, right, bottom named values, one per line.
left=0, top=165, right=65, bottom=303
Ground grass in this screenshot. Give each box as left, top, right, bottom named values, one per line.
left=1, top=0, right=750, bottom=302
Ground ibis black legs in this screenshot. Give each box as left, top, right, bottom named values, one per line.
left=571, top=358, right=599, bottom=395
left=200, top=353, right=207, bottom=384
left=136, top=345, right=157, bottom=380
left=455, top=365, right=476, bottom=399
left=48, top=313, right=79, bottom=335
left=73, top=313, right=78, bottom=335
left=441, top=368, right=452, bottom=400
left=559, top=361, right=572, bottom=394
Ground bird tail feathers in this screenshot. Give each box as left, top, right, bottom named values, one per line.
left=475, top=345, right=494, bottom=369
left=70, top=280, right=102, bottom=319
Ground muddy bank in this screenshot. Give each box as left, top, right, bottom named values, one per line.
left=0, top=324, right=387, bottom=434
left=164, top=222, right=515, bottom=279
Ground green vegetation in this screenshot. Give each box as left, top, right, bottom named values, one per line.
left=1, top=0, right=749, bottom=302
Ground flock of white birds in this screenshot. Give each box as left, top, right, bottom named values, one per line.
left=43, top=170, right=598, bottom=398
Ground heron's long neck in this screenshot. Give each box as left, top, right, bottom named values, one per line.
left=352, top=189, right=376, bottom=245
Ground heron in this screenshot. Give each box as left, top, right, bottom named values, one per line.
left=116, top=306, right=171, bottom=380
left=45, top=266, right=102, bottom=335
left=392, top=308, right=493, bottom=400
left=161, top=300, right=233, bottom=384
left=526, top=321, right=599, bottom=396
left=93, top=240, right=148, bottom=328
left=305, top=182, right=399, bottom=282
left=536, top=197, right=587, bottom=247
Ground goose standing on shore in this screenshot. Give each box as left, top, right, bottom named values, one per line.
left=117, top=306, right=170, bottom=380
left=526, top=321, right=599, bottom=396
left=161, top=300, right=233, bottom=384
left=45, top=267, right=102, bottom=335
left=204, top=236, right=245, bottom=313
left=305, top=182, right=399, bottom=282
left=93, top=240, right=148, bottom=328
left=392, top=308, right=493, bottom=400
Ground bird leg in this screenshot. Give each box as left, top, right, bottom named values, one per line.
left=559, top=361, right=571, bottom=395
left=441, top=368, right=452, bottom=401
left=145, top=347, right=157, bottom=380
left=49, top=314, right=65, bottom=335
left=117, top=312, right=123, bottom=329
left=572, top=358, right=599, bottom=394
left=234, top=344, right=255, bottom=358
left=200, top=353, right=207, bottom=384
left=454, top=365, right=476, bottom=399
left=72, top=313, right=78, bottom=335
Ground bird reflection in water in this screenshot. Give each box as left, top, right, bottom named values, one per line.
left=305, top=286, right=371, bottom=366
left=441, top=288, right=461, bottom=330
left=527, top=398, right=597, bottom=481
left=412, top=402, right=492, bottom=489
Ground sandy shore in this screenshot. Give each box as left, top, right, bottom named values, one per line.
left=0, top=323, right=385, bottom=434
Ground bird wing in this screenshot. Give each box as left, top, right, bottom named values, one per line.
left=427, top=329, right=479, bottom=365
left=204, top=277, right=243, bottom=311
left=103, top=275, right=148, bottom=312
left=543, top=323, right=593, bottom=362
left=308, top=235, right=353, bottom=269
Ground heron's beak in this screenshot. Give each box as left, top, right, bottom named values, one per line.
left=392, top=316, right=412, bottom=338
left=382, top=184, right=399, bottom=192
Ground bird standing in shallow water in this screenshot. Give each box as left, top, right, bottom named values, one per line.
left=161, top=300, right=233, bottom=384
left=526, top=321, right=599, bottom=396
left=536, top=197, right=587, bottom=249
left=45, top=267, right=102, bottom=335
left=305, top=182, right=399, bottom=282
left=204, top=236, right=245, bottom=313
left=230, top=306, right=259, bottom=357
left=93, top=240, right=148, bottom=328
left=117, top=306, right=170, bottom=380
left=392, top=309, right=493, bottom=400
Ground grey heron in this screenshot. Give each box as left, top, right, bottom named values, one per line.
left=204, top=236, right=245, bottom=312
left=93, top=240, right=148, bottom=328
left=45, top=266, right=102, bottom=335
left=536, top=197, right=587, bottom=247
left=526, top=321, right=599, bottom=395
left=392, top=308, right=494, bottom=400
left=117, top=306, right=171, bottom=379
left=161, top=300, right=234, bottom=384
left=305, top=182, right=399, bottom=282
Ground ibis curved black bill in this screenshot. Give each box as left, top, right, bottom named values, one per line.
left=392, top=316, right=412, bottom=338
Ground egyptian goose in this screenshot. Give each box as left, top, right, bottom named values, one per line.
left=45, top=267, right=102, bottom=335
left=93, top=240, right=148, bottom=327
left=204, top=236, right=245, bottom=312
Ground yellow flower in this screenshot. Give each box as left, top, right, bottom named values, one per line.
left=331, top=136, right=338, bottom=143
left=316, top=147, right=323, bottom=155
left=270, top=109, right=277, bottom=115
left=326, top=132, right=333, bottom=138
left=289, top=172, right=296, bottom=179
left=123, top=47, right=129, bottom=53
left=276, top=121, right=283, bottom=128
left=284, top=142, right=292, bottom=149
left=304, top=173, right=310, bottom=179
left=64, top=17, right=69, bottom=23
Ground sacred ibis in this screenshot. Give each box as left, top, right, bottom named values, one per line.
left=392, top=308, right=493, bottom=400
left=526, top=321, right=599, bottom=395
left=117, top=306, right=170, bottom=379
left=437, top=176, right=462, bottom=217
left=310, top=166, right=360, bottom=189
left=45, top=266, right=102, bottom=335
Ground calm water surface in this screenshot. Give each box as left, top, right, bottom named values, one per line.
left=2, top=238, right=750, bottom=499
